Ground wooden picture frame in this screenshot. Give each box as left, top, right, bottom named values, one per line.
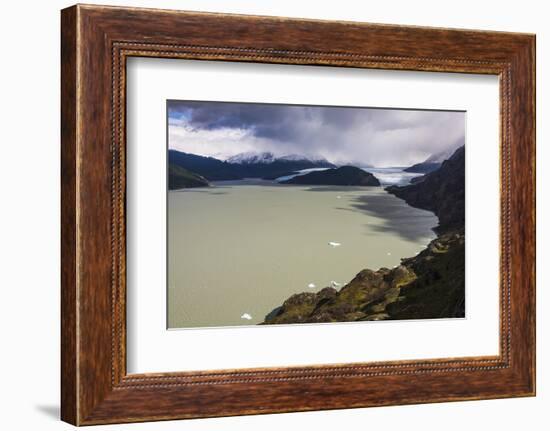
left=61, top=4, right=536, bottom=425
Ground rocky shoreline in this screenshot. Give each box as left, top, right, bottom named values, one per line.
left=263, top=146, right=465, bottom=324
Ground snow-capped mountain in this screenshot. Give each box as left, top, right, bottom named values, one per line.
left=169, top=150, right=335, bottom=181
left=227, top=151, right=332, bottom=165
left=226, top=151, right=277, bottom=164
left=278, top=154, right=332, bottom=164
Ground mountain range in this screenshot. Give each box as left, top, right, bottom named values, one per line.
left=387, top=146, right=465, bottom=232
left=403, top=147, right=457, bottom=173
left=168, top=150, right=335, bottom=185
left=168, top=148, right=460, bottom=189
left=263, top=145, right=466, bottom=324
left=226, top=151, right=331, bottom=165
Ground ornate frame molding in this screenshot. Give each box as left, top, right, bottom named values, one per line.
left=61, top=5, right=535, bottom=425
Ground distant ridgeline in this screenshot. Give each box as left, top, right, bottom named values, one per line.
left=168, top=150, right=335, bottom=189
left=263, top=146, right=466, bottom=324
left=403, top=147, right=457, bottom=174
left=403, top=161, right=441, bottom=174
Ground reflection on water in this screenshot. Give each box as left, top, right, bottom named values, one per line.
left=168, top=180, right=437, bottom=329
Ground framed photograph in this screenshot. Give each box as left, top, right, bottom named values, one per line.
left=61, top=4, right=536, bottom=425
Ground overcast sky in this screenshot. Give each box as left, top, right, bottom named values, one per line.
left=168, top=100, right=465, bottom=167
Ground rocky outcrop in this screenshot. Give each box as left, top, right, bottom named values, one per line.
left=263, top=147, right=466, bottom=325
left=281, top=166, right=380, bottom=186
left=168, top=164, right=210, bottom=189
left=263, top=231, right=464, bottom=324
left=387, top=146, right=465, bottom=233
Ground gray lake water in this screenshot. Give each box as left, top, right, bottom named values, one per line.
left=168, top=177, right=438, bottom=329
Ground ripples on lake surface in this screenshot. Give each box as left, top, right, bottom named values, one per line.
left=168, top=174, right=437, bottom=329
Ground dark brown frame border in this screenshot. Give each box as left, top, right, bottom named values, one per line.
left=61, top=4, right=535, bottom=425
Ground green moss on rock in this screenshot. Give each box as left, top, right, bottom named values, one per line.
left=263, top=231, right=464, bottom=324
left=262, top=147, right=466, bottom=325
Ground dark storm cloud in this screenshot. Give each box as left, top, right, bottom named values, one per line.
left=168, top=100, right=465, bottom=166
left=169, top=100, right=308, bottom=141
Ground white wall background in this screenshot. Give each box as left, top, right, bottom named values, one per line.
left=0, top=0, right=546, bottom=429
